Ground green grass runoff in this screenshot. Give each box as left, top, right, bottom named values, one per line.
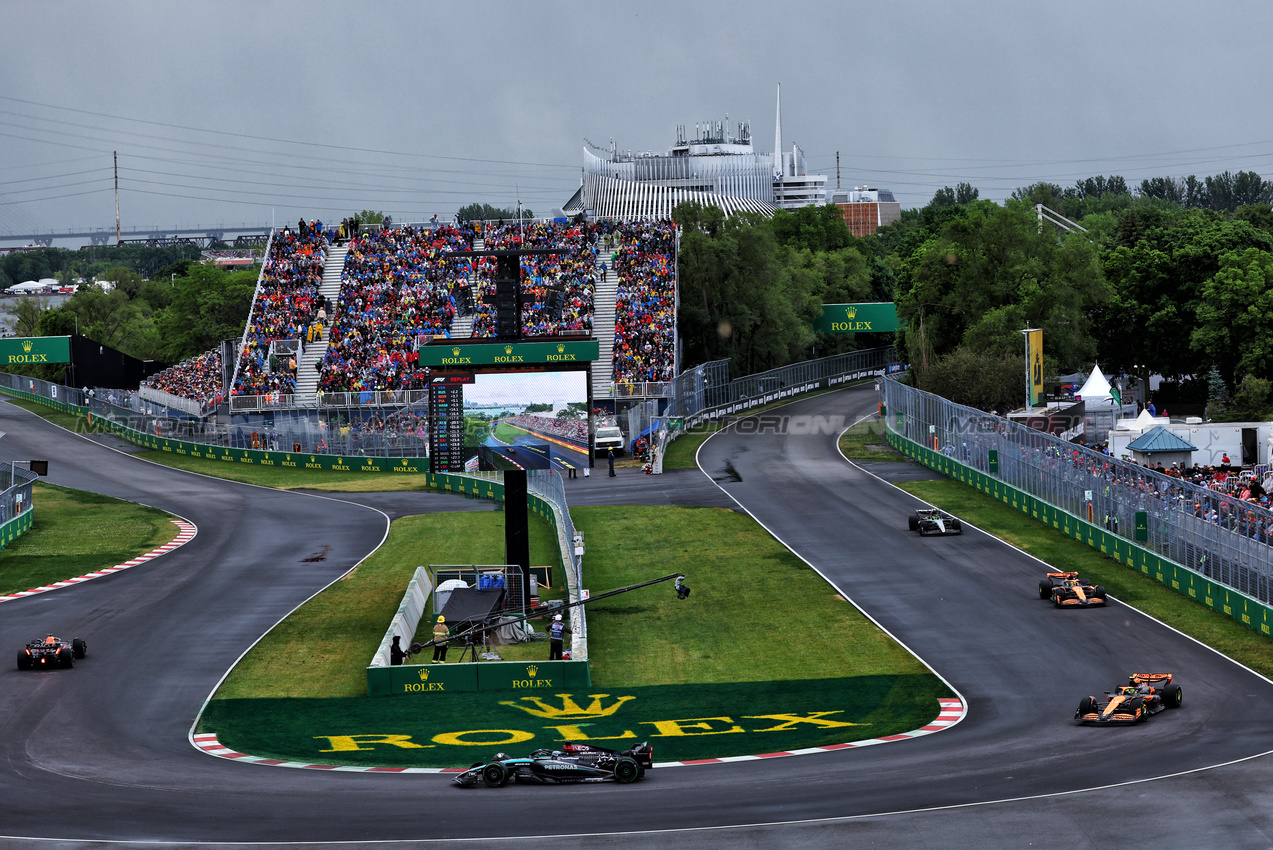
left=201, top=674, right=948, bottom=766
left=838, top=417, right=903, bottom=462
left=214, top=510, right=563, bottom=699
left=575, top=505, right=928, bottom=685
left=895, top=477, right=1273, bottom=678
left=0, top=482, right=179, bottom=595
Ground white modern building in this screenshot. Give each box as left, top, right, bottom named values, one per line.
left=565, top=85, right=827, bottom=219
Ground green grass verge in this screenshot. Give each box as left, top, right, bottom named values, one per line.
left=838, top=417, right=903, bottom=462
left=492, top=422, right=526, bottom=443
left=0, top=482, right=178, bottom=595
left=213, top=510, right=564, bottom=700
left=662, top=424, right=720, bottom=470
left=200, top=674, right=948, bottom=766
left=896, top=478, right=1273, bottom=678
left=575, top=505, right=928, bottom=685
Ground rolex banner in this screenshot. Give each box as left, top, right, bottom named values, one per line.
left=1026, top=329, right=1044, bottom=407
left=0, top=336, right=71, bottom=365
left=813, top=303, right=901, bottom=334
left=417, top=340, right=599, bottom=367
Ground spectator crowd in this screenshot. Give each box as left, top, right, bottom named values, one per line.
left=607, top=219, right=677, bottom=386
left=232, top=227, right=329, bottom=397
left=471, top=221, right=597, bottom=338
left=317, top=224, right=477, bottom=393
left=504, top=412, right=588, bottom=445
left=142, top=349, right=224, bottom=408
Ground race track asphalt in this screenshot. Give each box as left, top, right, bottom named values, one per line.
left=3, top=388, right=1273, bottom=848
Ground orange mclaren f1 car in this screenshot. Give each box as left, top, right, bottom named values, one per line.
left=1076, top=673, right=1182, bottom=724
left=1038, top=571, right=1107, bottom=607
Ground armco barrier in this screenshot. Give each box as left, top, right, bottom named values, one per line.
left=885, top=429, right=1273, bottom=636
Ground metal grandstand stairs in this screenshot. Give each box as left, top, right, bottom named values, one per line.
left=294, top=244, right=347, bottom=405
left=591, top=238, right=617, bottom=398
left=449, top=235, right=482, bottom=339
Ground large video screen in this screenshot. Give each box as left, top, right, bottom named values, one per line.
left=463, top=370, right=590, bottom=472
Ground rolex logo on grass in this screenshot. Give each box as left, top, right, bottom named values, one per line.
left=500, top=693, right=636, bottom=718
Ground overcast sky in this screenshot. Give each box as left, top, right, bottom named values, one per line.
left=3, top=1, right=1273, bottom=242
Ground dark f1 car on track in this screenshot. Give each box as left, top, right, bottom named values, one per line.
left=908, top=508, right=962, bottom=536
left=17, top=634, right=87, bottom=670
left=1076, top=673, right=1182, bottom=724
left=1038, top=571, right=1107, bottom=607
left=453, top=741, right=654, bottom=787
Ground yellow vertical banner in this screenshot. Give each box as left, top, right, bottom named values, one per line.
left=1026, top=329, right=1043, bottom=406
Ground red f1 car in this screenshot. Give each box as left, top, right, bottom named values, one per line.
left=1076, top=673, right=1182, bottom=724
left=17, top=634, right=87, bottom=670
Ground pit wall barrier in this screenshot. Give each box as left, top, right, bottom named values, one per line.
left=884, top=428, right=1273, bottom=636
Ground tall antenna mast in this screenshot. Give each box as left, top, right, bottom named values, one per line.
left=836, top=151, right=841, bottom=190
left=114, top=151, right=121, bottom=245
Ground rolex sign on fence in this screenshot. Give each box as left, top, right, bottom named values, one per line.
left=813, top=304, right=901, bottom=334
left=0, top=336, right=71, bottom=365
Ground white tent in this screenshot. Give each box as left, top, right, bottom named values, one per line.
left=1134, top=408, right=1160, bottom=428
left=1075, top=364, right=1113, bottom=401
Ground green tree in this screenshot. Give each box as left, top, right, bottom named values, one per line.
left=3, top=296, right=47, bottom=337
left=1191, top=247, right=1273, bottom=383
left=771, top=204, right=855, bottom=253
left=928, top=183, right=979, bottom=209
left=355, top=210, right=385, bottom=225
left=1222, top=374, right=1273, bottom=422
left=894, top=202, right=1107, bottom=374
left=153, top=264, right=257, bottom=361
left=456, top=203, right=533, bottom=223
left=915, top=346, right=1024, bottom=411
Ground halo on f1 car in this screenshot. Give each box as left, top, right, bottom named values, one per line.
left=1076, top=673, right=1182, bottom=724
left=1038, top=571, right=1107, bottom=607
left=907, top=508, right=962, bottom=536
left=17, top=634, right=87, bottom=670
left=452, top=741, right=654, bottom=787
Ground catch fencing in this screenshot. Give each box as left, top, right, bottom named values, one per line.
left=882, top=376, right=1273, bottom=631
left=647, top=346, right=901, bottom=471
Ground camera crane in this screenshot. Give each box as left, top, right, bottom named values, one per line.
left=410, top=572, right=689, bottom=659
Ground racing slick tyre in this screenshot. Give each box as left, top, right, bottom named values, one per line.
left=72, top=638, right=87, bottom=659
left=908, top=515, right=920, bottom=531
left=1092, top=586, right=1106, bottom=600
left=1039, top=579, right=1054, bottom=599
left=613, top=756, right=641, bottom=784
left=481, top=762, right=508, bottom=788
left=1164, top=684, right=1183, bottom=709
left=17, top=651, right=31, bottom=670
left=1077, top=696, right=1098, bottom=717
left=57, top=646, right=74, bottom=668
left=952, top=522, right=963, bottom=534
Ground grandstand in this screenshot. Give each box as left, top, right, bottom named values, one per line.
left=191, top=216, right=680, bottom=427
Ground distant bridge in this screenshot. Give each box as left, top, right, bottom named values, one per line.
left=0, top=224, right=271, bottom=250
